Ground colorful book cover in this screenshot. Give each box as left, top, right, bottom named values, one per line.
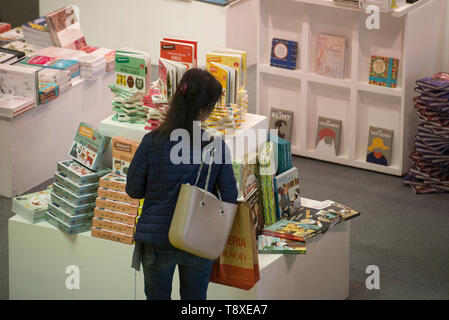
left=12, top=189, right=52, bottom=223
left=244, top=187, right=265, bottom=236
left=273, top=167, right=301, bottom=220
left=258, top=234, right=306, bottom=254
left=160, top=39, right=195, bottom=70
left=206, top=52, right=242, bottom=90
left=115, top=49, right=150, bottom=94
left=209, top=61, right=230, bottom=106
left=0, top=64, right=39, bottom=101
left=315, top=34, right=346, bottom=79
left=315, top=116, right=342, bottom=156
left=269, top=108, right=293, bottom=142
left=416, top=72, right=449, bottom=90
left=112, top=136, right=140, bottom=176
left=48, top=202, right=93, bottom=226
left=319, top=201, right=361, bottom=221
left=0, top=22, right=11, bottom=34
left=213, top=48, right=247, bottom=88
left=54, top=172, right=99, bottom=196
left=69, top=122, right=110, bottom=171
left=366, top=126, right=393, bottom=166
left=270, top=38, right=298, bottom=70
left=46, top=210, right=91, bottom=234
left=22, top=16, right=49, bottom=32
left=52, top=182, right=97, bottom=207
left=45, top=5, right=87, bottom=50
left=21, top=55, right=56, bottom=67
left=232, top=152, right=258, bottom=200
left=369, top=55, right=399, bottom=88
left=57, top=160, right=110, bottom=185
left=99, top=173, right=127, bottom=193
left=163, top=37, right=197, bottom=68
left=51, top=192, right=95, bottom=216
left=262, top=219, right=320, bottom=242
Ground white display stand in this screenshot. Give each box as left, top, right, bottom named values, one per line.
left=39, top=0, right=258, bottom=67
left=8, top=202, right=350, bottom=300
left=256, top=0, right=446, bottom=176
left=0, top=73, right=115, bottom=198
left=99, top=113, right=269, bottom=168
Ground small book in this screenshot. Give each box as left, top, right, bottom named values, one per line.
left=258, top=234, right=306, bottom=254
left=112, top=136, right=140, bottom=176
left=160, top=39, right=196, bottom=70
left=315, top=34, right=346, bottom=79
left=12, top=189, right=52, bottom=223
left=52, top=182, right=97, bottom=207
left=48, top=202, right=93, bottom=226
left=416, top=72, right=449, bottom=91
left=57, top=160, right=110, bottom=185
left=213, top=48, right=248, bottom=88
left=269, top=108, right=293, bottom=142
left=51, top=192, right=95, bottom=216
left=262, top=219, right=322, bottom=242
left=115, top=48, right=151, bottom=94
left=162, top=37, right=198, bottom=68
left=315, top=117, right=342, bottom=156
left=369, top=55, right=399, bottom=88
left=206, top=52, right=242, bottom=90
left=366, top=126, right=393, bottom=166
left=54, top=171, right=99, bottom=196
left=232, top=152, right=258, bottom=201
left=0, top=63, right=39, bottom=101
left=69, top=122, right=111, bottom=171
left=270, top=38, right=298, bottom=70
left=0, top=94, right=35, bottom=119
left=273, top=167, right=301, bottom=220
left=46, top=210, right=92, bottom=234
left=318, top=200, right=361, bottom=221
left=45, top=5, right=87, bottom=50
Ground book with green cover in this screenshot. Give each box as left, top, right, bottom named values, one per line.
left=52, top=183, right=97, bottom=207
left=57, top=160, right=110, bottom=185
left=115, top=49, right=151, bottom=94
left=12, top=189, right=52, bottom=223
left=46, top=210, right=91, bottom=235
left=54, top=171, right=99, bottom=196
left=51, top=192, right=95, bottom=216
left=48, top=202, right=93, bottom=226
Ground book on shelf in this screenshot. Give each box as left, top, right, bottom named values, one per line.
left=369, top=55, right=400, bottom=88
left=366, top=126, right=394, bottom=166
left=12, top=188, right=52, bottom=223
left=257, top=234, right=306, bottom=254
left=0, top=47, right=25, bottom=64
left=69, top=122, right=110, bottom=171
left=115, top=48, right=151, bottom=94
left=159, top=57, right=187, bottom=101
left=112, top=136, right=140, bottom=176
left=315, top=116, right=342, bottom=157
left=2, top=41, right=39, bottom=57
left=22, top=16, right=54, bottom=47
left=269, top=134, right=292, bottom=175
left=212, top=48, right=247, bottom=89
left=315, top=34, right=346, bottom=79
left=209, top=61, right=238, bottom=106
left=269, top=108, right=293, bottom=142
left=270, top=38, right=298, bottom=71
left=0, top=63, right=39, bottom=101
left=162, top=36, right=197, bottom=68
left=0, top=94, right=35, bottom=119
left=273, top=167, right=301, bottom=221
left=45, top=5, right=87, bottom=50
left=206, top=51, right=242, bottom=90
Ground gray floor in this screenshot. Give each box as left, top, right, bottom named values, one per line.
left=1, top=65, right=448, bottom=300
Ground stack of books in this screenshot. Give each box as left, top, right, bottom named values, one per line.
left=38, top=81, right=59, bottom=104
left=258, top=140, right=278, bottom=226
left=38, top=68, right=72, bottom=95
left=2, top=41, right=39, bottom=57
left=0, top=94, right=36, bottom=119
left=0, top=26, right=24, bottom=44
left=88, top=48, right=115, bottom=72
left=143, top=88, right=168, bottom=131
left=46, top=122, right=111, bottom=234
left=35, top=46, right=87, bottom=60
left=78, top=54, right=106, bottom=80
left=0, top=47, right=25, bottom=64
left=22, top=16, right=54, bottom=48
left=0, top=22, right=11, bottom=34
left=12, top=187, right=52, bottom=223
left=269, top=134, right=292, bottom=175
left=259, top=200, right=360, bottom=254
left=92, top=173, right=140, bottom=245
left=21, top=55, right=81, bottom=79
left=109, top=84, right=147, bottom=124
left=402, top=72, right=449, bottom=194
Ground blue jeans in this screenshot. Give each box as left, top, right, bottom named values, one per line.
left=141, top=243, right=214, bottom=300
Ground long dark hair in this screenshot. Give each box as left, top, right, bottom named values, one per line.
left=151, top=68, right=222, bottom=145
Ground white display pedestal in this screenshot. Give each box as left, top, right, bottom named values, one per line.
left=0, top=73, right=115, bottom=198
left=8, top=204, right=350, bottom=300
left=99, top=113, right=269, bottom=168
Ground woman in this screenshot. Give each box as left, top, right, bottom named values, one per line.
left=126, top=68, right=238, bottom=300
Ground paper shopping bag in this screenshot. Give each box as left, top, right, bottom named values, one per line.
left=209, top=189, right=260, bottom=290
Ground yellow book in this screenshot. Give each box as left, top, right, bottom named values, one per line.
left=213, top=48, right=247, bottom=89
left=206, top=52, right=242, bottom=91
left=209, top=62, right=229, bottom=106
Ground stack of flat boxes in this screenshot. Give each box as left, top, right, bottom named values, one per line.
left=47, top=160, right=110, bottom=234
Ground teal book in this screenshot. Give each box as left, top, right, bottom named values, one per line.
left=54, top=171, right=99, bottom=196
left=57, top=160, right=110, bottom=185
left=12, top=189, right=52, bottom=223
left=51, top=192, right=95, bottom=216
left=46, top=210, right=92, bottom=235
left=69, top=122, right=111, bottom=171
left=258, top=234, right=306, bottom=254
left=52, top=183, right=97, bottom=207
left=48, top=202, right=93, bottom=227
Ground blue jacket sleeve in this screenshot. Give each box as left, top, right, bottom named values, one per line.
left=215, top=140, right=238, bottom=204
left=126, top=134, right=150, bottom=199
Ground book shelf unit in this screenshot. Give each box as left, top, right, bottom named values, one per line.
left=256, top=0, right=446, bottom=176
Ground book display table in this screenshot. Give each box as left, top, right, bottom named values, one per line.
left=8, top=201, right=350, bottom=300
left=0, top=73, right=115, bottom=198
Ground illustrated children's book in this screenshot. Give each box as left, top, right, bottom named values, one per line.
left=52, top=182, right=97, bottom=207
left=54, top=171, right=99, bottom=196
left=262, top=219, right=322, bottom=242
left=315, top=116, right=342, bottom=156
left=0, top=63, right=39, bottom=101
left=416, top=72, right=449, bottom=91
left=99, top=172, right=127, bottom=193
left=69, top=122, right=110, bottom=171
left=369, top=55, right=399, bottom=88
left=12, top=189, right=52, bottom=223
left=209, top=61, right=238, bottom=106
left=46, top=210, right=92, bottom=234
left=159, top=57, right=187, bottom=101
left=269, top=108, right=293, bottom=142
left=162, top=37, right=198, bottom=69
left=91, top=226, right=134, bottom=245
left=270, top=38, right=298, bottom=70
left=318, top=201, right=361, bottom=221
left=51, top=192, right=95, bottom=216
left=273, top=167, right=301, bottom=220
left=115, top=48, right=151, bottom=94
left=232, top=152, right=258, bottom=200
left=258, top=234, right=306, bottom=254
left=45, top=5, right=87, bottom=50
left=366, top=126, right=393, bottom=166
left=315, top=34, right=346, bottom=79
left=213, top=48, right=248, bottom=88
left=206, top=51, right=242, bottom=90
left=244, top=188, right=265, bottom=237
left=160, top=38, right=196, bottom=70
left=48, top=202, right=93, bottom=226
left=112, top=136, right=140, bottom=176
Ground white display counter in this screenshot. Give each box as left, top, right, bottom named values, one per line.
left=8, top=203, right=350, bottom=300
left=0, top=73, right=115, bottom=198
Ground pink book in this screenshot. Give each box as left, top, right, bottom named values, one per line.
left=315, top=34, right=346, bottom=79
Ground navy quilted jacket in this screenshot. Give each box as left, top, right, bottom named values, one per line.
left=125, top=131, right=238, bottom=245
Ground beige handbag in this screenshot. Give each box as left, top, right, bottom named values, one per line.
left=169, top=147, right=238, bottom=260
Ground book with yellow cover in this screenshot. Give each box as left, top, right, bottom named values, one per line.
left=206, top=52, right=242, bottom=90
left=213, top=48, right=247, bottom=89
